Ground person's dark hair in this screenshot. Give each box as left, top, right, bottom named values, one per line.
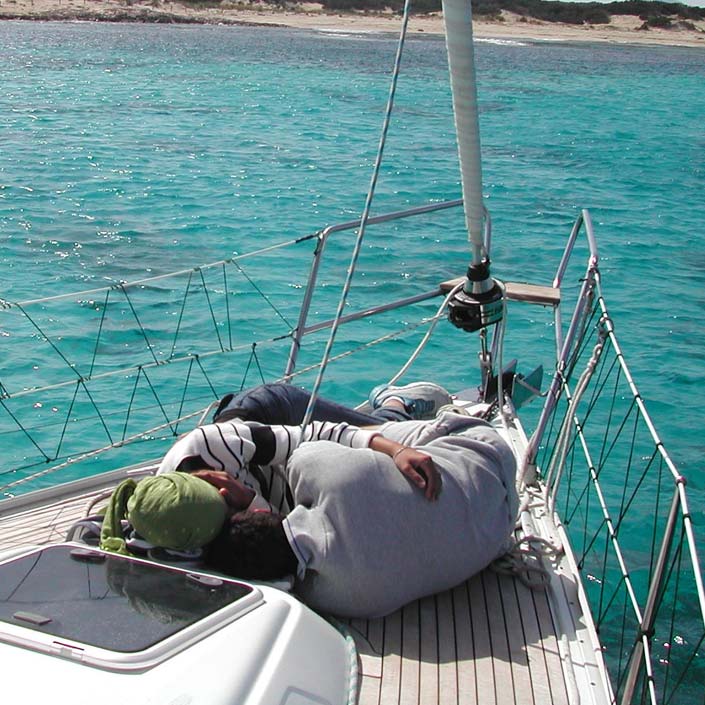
left=204, top=511, right=297, bottom=581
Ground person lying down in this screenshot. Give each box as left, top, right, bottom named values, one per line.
left=100, top=383, right=518, bottom=619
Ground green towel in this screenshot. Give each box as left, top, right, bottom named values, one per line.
left=100, top=472, right=227, bottom=555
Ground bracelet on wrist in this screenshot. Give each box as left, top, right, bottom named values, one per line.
left=392, top=446, right=409, bottom=460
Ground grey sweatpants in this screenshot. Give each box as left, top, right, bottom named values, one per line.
left=283, top=413, right=518, bottom=618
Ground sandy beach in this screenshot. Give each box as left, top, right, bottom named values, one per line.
left=1, top=0, right=704, bottom=48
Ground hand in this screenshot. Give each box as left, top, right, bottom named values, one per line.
left=193, top=470, right=256, bottom=510
left=392, top=448, right=442, bottom=501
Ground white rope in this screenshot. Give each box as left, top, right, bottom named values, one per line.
left=287, top=312, right=446, bottom=386
left=492, top=485, right=564, bottom=589
left=369, top=278, right=508, bottom=406
left=491, top=533, right=560, bottom=590
left=543, top=317, right=608, bottom=515
left=383, top=281, right=464, bottom=388
left=492, top=280, right=511, bottom=431
left=301, top=0, right=413, bottom=428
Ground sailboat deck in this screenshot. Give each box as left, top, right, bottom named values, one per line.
left=0, top=483, right=584, bottom=705
left=344, top=570, right=570, bottom=705
left=0, top=485, right=117, bottom=550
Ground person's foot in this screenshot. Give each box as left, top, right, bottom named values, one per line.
left=369, top=382, right=452, bottom=420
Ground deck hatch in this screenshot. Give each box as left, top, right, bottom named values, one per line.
left=0, top=544, right=260, bottom=668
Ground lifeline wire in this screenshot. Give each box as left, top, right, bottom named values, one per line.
left=301, top=0, right=413, bottom=428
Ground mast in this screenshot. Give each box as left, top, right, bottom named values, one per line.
left=442, top=0, right=503, bottom=333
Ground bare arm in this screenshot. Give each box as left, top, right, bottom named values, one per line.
left=193, top=470, right=272, bottom=513
left=369, top=435, right=442, bottom=501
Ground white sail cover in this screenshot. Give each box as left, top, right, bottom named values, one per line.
left=442, top=0, right=485, bottom=264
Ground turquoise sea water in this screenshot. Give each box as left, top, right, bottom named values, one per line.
left=1, top=19, right=705, bottom=698
left=2, top=21, right=703, bottom=480
left=0, top=24, right=702, bottom=461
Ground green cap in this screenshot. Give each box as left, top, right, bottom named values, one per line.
left=100, top=473, right=227, bottom=555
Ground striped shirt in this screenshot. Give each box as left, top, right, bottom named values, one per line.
left=157, top=420, right=378, bottom=510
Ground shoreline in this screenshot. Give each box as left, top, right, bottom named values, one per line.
left=1, top=1, right=705, bottom=48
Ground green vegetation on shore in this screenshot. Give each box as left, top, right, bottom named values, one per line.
left=186, top=0, right=705, bottom=29
left=1, top=0, right=703, bottom=31
left=478, top=0, right=704, bottom=26
left=311, top=0, right=705, bottom=26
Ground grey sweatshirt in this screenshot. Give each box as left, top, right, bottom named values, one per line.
left=282, top=413, right=518, bottom=618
